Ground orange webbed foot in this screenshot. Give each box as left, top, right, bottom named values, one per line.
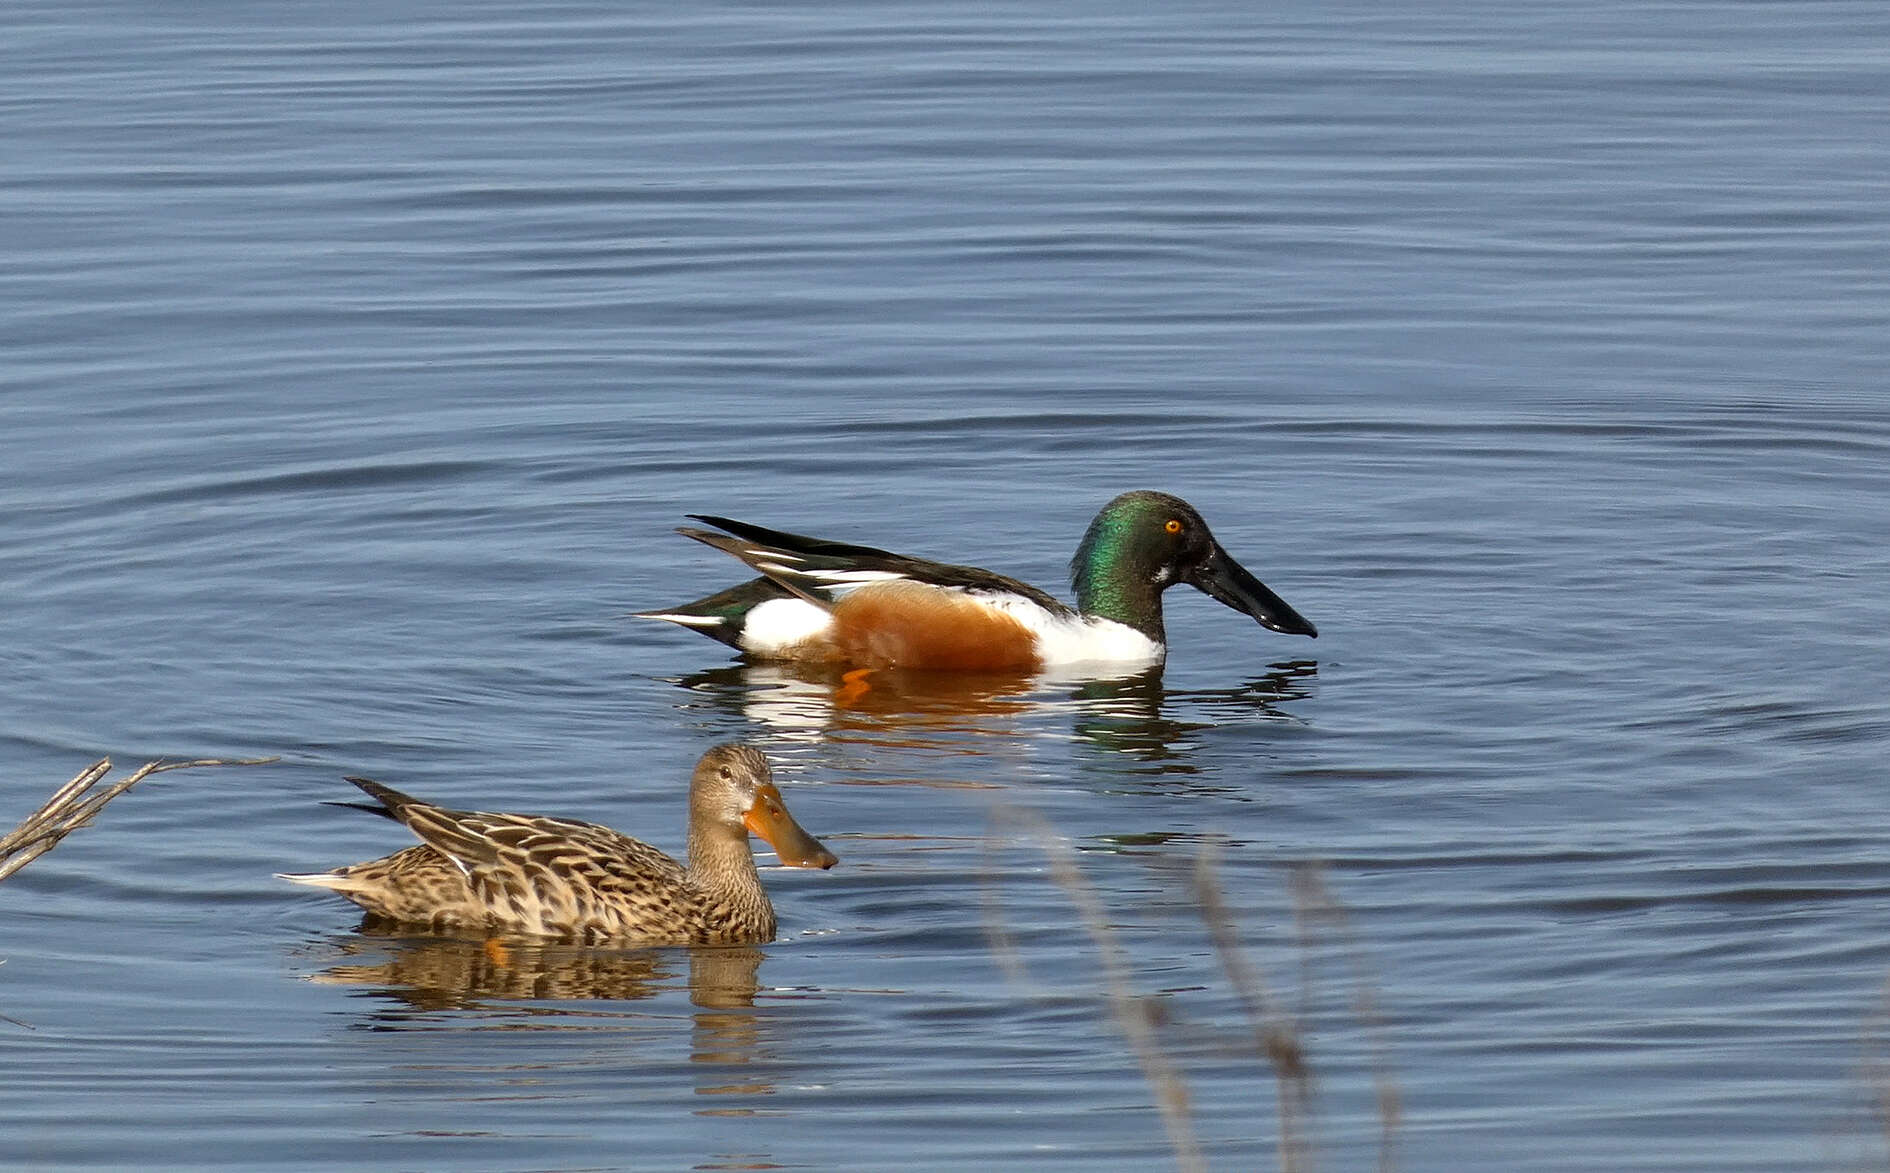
left=834, top=667, right=878, bottom=706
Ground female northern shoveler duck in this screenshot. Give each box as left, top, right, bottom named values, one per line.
left=638, top=489, right=1316, bottom=672
left=278, top=744, right=836, bottom=945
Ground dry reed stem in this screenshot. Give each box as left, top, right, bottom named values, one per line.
left=0, top=756, right=276, bottom=883
left=0, top=959, right=24, bottom=1030
left=1288, top=862, right=1402, bottom=1173
left=984, top=806, right=1205, bottom=1173
left=1192, top=841, right=1314, bottom=1173
left=988, top=813, right=1402, bottom=1173
left=1858, top=973, right=1890, bottom=1161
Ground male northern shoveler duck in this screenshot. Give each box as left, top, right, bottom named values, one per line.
left=278, top=744, right=836, bottom=945
left=638, top=489, right=1316, bottom=672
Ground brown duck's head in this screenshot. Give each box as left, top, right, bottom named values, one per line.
left=692, top=743, right=838, bottom=870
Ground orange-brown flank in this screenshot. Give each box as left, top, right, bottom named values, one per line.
left=779, top=581, right=1043, bottom=670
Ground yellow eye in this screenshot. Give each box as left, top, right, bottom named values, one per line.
left=1164, top=519, right=1183, bottom=534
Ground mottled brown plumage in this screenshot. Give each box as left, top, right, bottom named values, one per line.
left=279, top=745, right=836, bottom=945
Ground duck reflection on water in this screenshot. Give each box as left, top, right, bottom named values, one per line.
left=669, top=659, right=1318, bottom=772
left=307, top=929, right=765, bottom=1011
left=304, top=930, right=785, bottom=1100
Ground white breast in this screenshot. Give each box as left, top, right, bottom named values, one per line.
left=979, top=595, right=1165, bottom=669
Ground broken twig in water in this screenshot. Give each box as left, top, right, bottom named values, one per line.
left=0, top=757, right=276, bottom=884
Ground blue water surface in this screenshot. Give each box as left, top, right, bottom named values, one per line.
left=3, top=2, right=1889, bottom=1169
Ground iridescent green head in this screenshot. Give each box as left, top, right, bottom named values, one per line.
left=1069, top=490, right=1317, bottom=644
